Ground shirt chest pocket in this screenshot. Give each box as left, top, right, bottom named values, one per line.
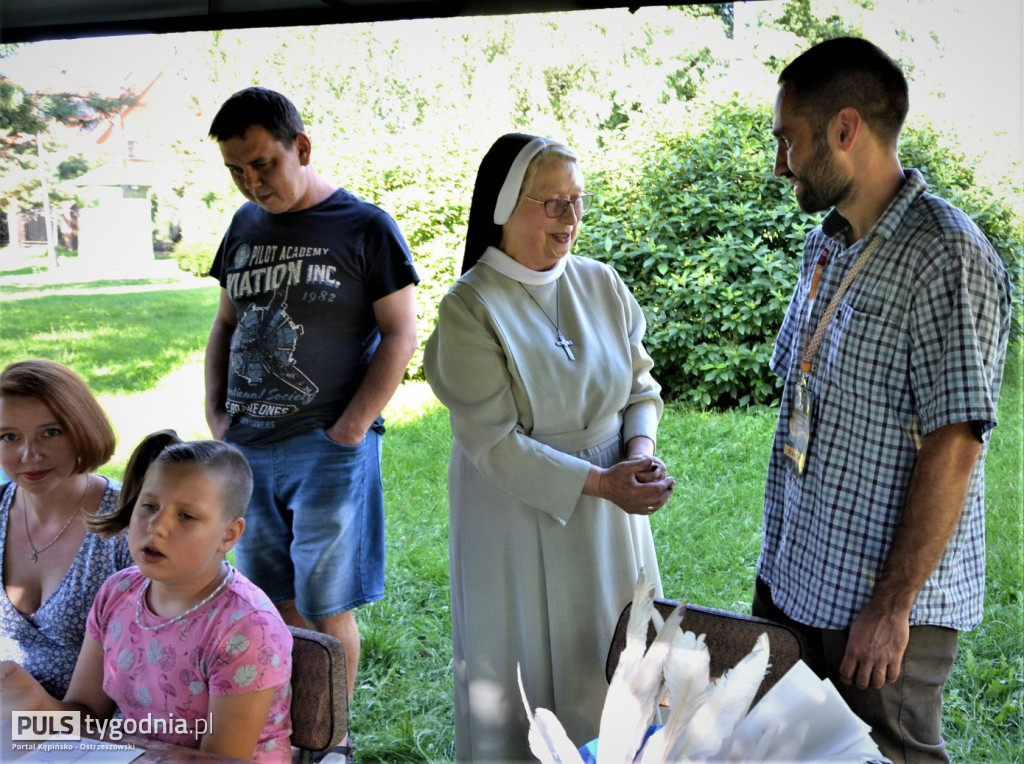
left=822, top=303, right=902, bottom=401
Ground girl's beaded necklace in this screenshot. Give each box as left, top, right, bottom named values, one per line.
left=135, top=563, right=235, bottom=632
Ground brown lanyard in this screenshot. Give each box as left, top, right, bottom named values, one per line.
left=799, top=235, right=884, bottom=374
left=807, top=244, right=832, bottom=302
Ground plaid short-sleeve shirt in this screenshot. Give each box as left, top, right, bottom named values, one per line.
left=758, top=169, right=1012, bottom=631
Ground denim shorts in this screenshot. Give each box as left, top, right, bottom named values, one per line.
left=228, top=428, right=385, bottom=619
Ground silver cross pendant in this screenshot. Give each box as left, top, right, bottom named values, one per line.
left=555, top=331, right=575, bottom=361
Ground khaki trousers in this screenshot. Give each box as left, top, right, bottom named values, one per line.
left=753, top=577, right=959, bottom=764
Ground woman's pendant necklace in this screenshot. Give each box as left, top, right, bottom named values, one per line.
left=22, top=474, right=90, bottom=564
left=519, top=279, right=575, bottom=361
left=136, top=564, right=235, bottom=632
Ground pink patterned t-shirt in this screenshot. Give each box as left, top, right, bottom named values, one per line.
left=86, top=566, right=292, bottom=762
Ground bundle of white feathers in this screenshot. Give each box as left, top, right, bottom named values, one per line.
left=518, top=573, right=887, bottom=763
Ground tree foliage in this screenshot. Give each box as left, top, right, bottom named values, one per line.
left=0, top=47, right=137, bottom=210
left=153, top=8, right=1021, bottom=402
left=772, top=0, right=868, bottom=45
left=759, top=0, right=873, bottom=71
left=579, top=100, right=811, bottom=408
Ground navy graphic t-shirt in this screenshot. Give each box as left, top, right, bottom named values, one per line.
left=209, top=188, right=418, bottom=446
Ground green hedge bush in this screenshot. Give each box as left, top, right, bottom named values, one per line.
left=170, top=237, right=220, bottom=278
left=580, top=99, right=1023, bottom=407
left=578, top=100, right=812, bottom=407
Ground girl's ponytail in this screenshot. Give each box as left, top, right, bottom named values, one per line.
left=87, top=429, right=182, bottom=536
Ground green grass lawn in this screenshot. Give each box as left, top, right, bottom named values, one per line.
left=0, top=285, right=219, bottom=396
left=2, top=278, right=1020, bottom=762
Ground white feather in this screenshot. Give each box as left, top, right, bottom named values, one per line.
left=594, top=570, right=656, bottom=763
left=617, top=572, right=657, bottom=682
left=518, top=664, right=556, bottom=764
left=518, top=663, right=584, bottom=764
left=634, top=727, right=667, bottom=764
left=598, top=605, right=684, bottom=764
left=638, top=629, right=712, bottom=764
left=534, top=708, right=587, bottom=764
left=663, top=630, right=711, bottom=727
left=667, top=632, right=771, bottom=760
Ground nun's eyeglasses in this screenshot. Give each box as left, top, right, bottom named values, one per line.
left=523, top=193, right=595, bottom=219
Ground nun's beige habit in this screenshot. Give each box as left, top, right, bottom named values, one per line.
left=425, top=134, right=664, bottom=761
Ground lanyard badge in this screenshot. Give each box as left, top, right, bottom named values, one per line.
left=784, top=373, right=815, bottom=474
left=784, top=244, right=829, bottom=476
left=782, top=234, right=883, bottom=477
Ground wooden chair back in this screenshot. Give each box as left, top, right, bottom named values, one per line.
left=605, top=598, right=807, bottom=704
left=288, top=626, right=348, bottom=763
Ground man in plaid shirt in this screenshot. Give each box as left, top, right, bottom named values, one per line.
left=754, top=38, right=1012, bottom=763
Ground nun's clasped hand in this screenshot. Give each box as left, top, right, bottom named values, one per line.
left=597, top=455, right=675, bottom=516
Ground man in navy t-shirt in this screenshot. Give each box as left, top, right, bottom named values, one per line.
left=205, top=88, right=418, bottom=746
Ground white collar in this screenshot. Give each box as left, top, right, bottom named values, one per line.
left=478, top=246, right=568, bottom=285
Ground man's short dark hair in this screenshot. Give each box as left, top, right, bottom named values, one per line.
left=208, top=86, right=305, bottom=144
left=779, top=37, right=909, bottom=147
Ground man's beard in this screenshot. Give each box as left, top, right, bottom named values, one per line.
left=795, top=137, right=853, bottom=214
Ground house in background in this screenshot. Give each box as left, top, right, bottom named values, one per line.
left=70, top=71, right=170, bottom=270
left=73, top=162, right=155, bottom=266
left=2, top=55, right=187, bottom=275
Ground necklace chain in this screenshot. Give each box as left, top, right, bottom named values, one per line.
left=135, top=564, right=235, bottom=632
left=22, top=474, right=90, bottom=564
left=518, top=280, right=576, bottom=361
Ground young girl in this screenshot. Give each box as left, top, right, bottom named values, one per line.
left=0, top=430, right=292, bottom=762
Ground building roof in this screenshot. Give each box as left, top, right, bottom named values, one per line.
left=3, top=1, right=735, bottom=43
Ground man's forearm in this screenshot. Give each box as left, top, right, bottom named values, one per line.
left=839, top=421, right=983, bottom=687
left=204, top=319, right=234, bottom=435
left=871, top=421, right=982, bottom=613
